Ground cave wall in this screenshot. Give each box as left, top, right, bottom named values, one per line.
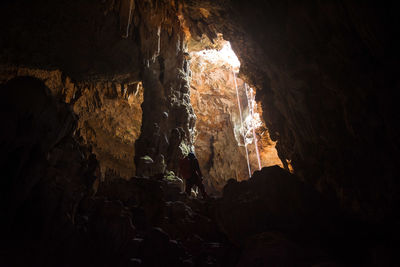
left=0, top=77, right=87, bottom=262
left=0, top=1, right=200, bottom=264
left=190, top=48, right=282, bottom=193
left=1, top=0, right=399, bottom=222
left=0, top=0, right=196, bottom=178
left=1, top=0, right=399, bottom=264
left=0, top=66, right=143, bottom=178
left=182, top=0, right=400, bottom=221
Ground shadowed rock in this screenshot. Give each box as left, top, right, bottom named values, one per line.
left=217, top=166, right=337, bottom=246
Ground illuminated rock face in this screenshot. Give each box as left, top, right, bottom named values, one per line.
left=1, top=0, right=398, bottom=224
left=0, top=0, right=195, bottom=178
left=132, top=0, right=196, bottom=177
left=189, top=44, right=282, bottom=194
left=0, top=66, right=143, bottom=178
left=73, top=80, right=143, bottom=178
left=182, top=1, right=400, bottom=220
left=1, top=1, right=399, bottom=265
left=0, top=0, right=195, bottom=179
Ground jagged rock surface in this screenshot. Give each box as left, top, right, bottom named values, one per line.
left=1, top=0, right=400, bottom=266
left=181, top=0, right=400, bottom=222
left=217, top=166, right=334, bottom=246
left=217, top=166, right=398, bottom=265
left=0, top=0, right=196, bottom=178
left=189, top=48, right=282, bottom=194
left=133, top=0, right=196, bottom=177
left=0, top=77, right=236, bottom=267
left=0, top=66, right=143, bottom=178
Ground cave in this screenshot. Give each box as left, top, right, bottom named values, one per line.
left=188, top=37, right=283, bottom=195
left=1, top=1, right=399, bottom=266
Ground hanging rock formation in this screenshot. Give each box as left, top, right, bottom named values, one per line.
left=0, top=0, right=196, bottom=178
left=131, top=0, right=196, bottom=177
left=0, top=66, right=143, bottom=178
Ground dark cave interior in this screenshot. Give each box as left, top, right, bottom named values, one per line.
left=0, top=0, right=399, bottom=266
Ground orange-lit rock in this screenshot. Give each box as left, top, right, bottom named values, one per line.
left=189, top=44, right=282, bottom=194
left=0, top=66, right=143, bottom=179
left=73, top=80, right=143, bottom=178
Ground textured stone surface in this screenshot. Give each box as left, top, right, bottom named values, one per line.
left=1, top=0, right=400, bottom=265
left=0, top=77, right=230, bottom=266
left=217, top=166, right=334, bottom=246
left=182, top=0, right=400, bottom=221
left=189, top=46, right=282, bottom=194
left=72, top=80, right=143, bottom=178
left=133, top=0, right=196, bottom=177
left=2, top=0, right=399, bottom=220
left=0, top=0, right=195, bottom=178
left=0, top=66, right=143, bottom=178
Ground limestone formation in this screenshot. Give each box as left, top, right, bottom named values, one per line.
left=189, top=44, right=282, bottom=194
left=0, top=66, right=143, bottom=179
left=1, top=0, right=399, bottom=266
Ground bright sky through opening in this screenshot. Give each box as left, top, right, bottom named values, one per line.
left=192, top=42, right=241, bottom=72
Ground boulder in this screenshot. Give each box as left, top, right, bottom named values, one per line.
left=237, top=231, right=332, bottom=267
left=97, top=177, right=165, bottom=226
left=217, top=166, right=336, bottom=246
left=139, top=227, right=186, bottom=267
left=88, top=199, right=136, bottom=254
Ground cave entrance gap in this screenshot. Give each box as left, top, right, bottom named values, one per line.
left=188, top=36, right=283, bottom=195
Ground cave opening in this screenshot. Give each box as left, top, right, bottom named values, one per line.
left=188, top=36, right=283, bottom=194
left=1, top=1, right=398, bottom=265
